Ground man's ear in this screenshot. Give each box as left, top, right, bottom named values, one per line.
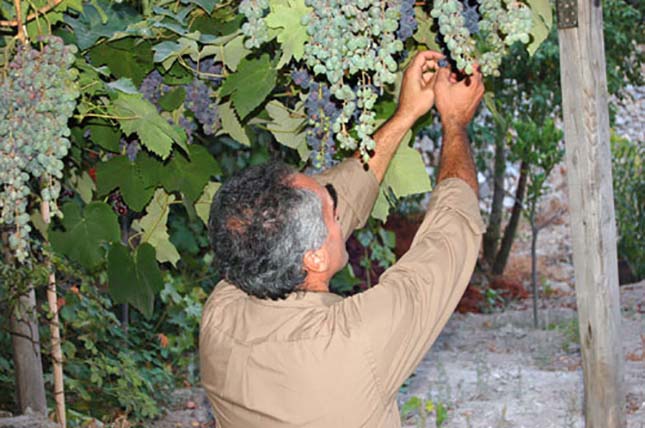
left=303, top=247, right=329, bottom=273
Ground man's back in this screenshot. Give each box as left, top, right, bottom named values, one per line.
left=200, top=281, right=401, bottom=427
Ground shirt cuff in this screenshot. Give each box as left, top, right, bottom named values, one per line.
left=313, top=158, right=380, bottom=235
left=423, top=178, right=486, bottom=235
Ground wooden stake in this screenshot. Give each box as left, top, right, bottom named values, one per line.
left=42, top=200, right=67, bottom=428
left=558, top=0, right=625, bottom=426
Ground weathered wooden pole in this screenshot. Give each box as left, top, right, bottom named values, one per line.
left=556, top=0, right=625, bottom=426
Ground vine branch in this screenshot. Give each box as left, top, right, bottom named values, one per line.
left=1, top=0, right=64, bottom=28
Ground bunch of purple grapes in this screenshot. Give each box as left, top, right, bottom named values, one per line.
left=109, top=192, right=128, bottom=217
left=461, top=0, right=481, bottom=34
left=397, top=0, right=418, bottom=41
left=292, top=70, right=341, bottom=170
left=184, top=79, right=220, bottom=135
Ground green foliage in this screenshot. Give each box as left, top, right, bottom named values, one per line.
left=512, top=118, right=564, bottom=206
left=611, top=133, right=644, bottom=280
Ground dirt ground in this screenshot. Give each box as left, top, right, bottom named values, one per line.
left=398, top=281, right=645, bottom=428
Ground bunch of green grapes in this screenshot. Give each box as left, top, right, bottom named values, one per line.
left=302, top=0, right=410, bottom=163
left=433, top=0, right=534, bottom=77
left=0, top=36, right=79, bottom=262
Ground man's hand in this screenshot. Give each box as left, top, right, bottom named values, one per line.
left=434, top=65, right=485, bottom=194
left=394, top=50, right=444, bottom=128
left=434, top=65, right=485, bottom=129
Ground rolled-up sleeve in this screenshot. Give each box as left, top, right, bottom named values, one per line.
left=312, top=158, right=380, bottom=240
left=338, top=178, right=486, bottom=402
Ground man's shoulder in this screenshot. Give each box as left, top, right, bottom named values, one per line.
left=201, top=281, right=246, bottom=327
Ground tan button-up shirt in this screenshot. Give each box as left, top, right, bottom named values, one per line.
left=200, top=159, right=485, bottom=428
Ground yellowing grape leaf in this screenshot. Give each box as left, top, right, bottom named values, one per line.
left=199, top=34, right=250, bottom=72
left=131, top=189, right=180, bottom=266
left=218, top=101, right=251, bottom=146
left=265, top=100, right=307, bottom=149
left=195, top=181, right=221, bottom=225
left=527, top=0, right=553, bottom=56
left=265, top=0, right=312, bottom=68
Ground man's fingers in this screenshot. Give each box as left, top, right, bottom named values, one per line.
left=421, top=59, right=438, bottom=73
left=409, top=50, right=444, bottom=72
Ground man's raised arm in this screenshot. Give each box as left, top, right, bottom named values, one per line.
left=314, top=51, right=444, bottom=240
left=341, top=65, right=486, bottom=402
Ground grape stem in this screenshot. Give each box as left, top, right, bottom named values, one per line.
left=178, top=57, right=226, bottom=79
left=1, top=0, right=64, bottom=28
left=75, top=113, right=140, bottom=121
left=11, top=0, right=25, bottom=43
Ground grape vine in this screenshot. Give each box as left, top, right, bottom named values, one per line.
left=0, top=36, right=79, bottom=262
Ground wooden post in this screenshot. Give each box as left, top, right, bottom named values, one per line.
left=557, top=0, right=625, bottom=426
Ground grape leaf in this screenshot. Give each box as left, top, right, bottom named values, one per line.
left=222, top=35, right=250, bottom=72
left=131, top=189, right=181, bottom=266
left=265, top=100, right=306, bottom=149
left=70, top=171, right=96, bottom=204
left=219, top=55, right=277, bottom=120
left=265, top=0, right=312, bottom=68
left=50, top=202, right=120, bottom=270
left=217, top=101, right=250, bottom=146
left=63, top=0, right=141, bottom=50
left=107, top=243, right=162, bottom=318
left=413, top=8, right=442, bottom=52
left=160, top=145, right=221, bottom=202
left=200, top=34, right=250, bottom=72
left=111, top=92, right=187, bottom=159
left=265, top=100, right=311, bottom=161
left=87, top=119, right=121, bottom=152
left=89, top=38, right=154, bottom=87
left=96, top=154, right=163, bottom=212
left=152, top=36, right=200, bottom=70
left=182, top=0, right=217, bottom=13
left=158, top=87, right=186, bottom=111
left=195, top=181, right=221, bottom=225
left=371, top=133, right=432, bottom=221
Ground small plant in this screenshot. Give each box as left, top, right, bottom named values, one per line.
left=474, top=353, right=491, bottom=398
left=546, top=318, right=580, bottom=353
left=401, top=395, right=448, bottom=428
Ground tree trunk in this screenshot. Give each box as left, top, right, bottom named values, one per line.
left=492, top=160, right=529, bottom=275
left=10, top=286, right=47, bottom=415
left=530, top=208, right=539, bottom=329
left=482, top=127, right=506, bottom=267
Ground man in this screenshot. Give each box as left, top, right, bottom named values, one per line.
left=200, top=50, right=485, bottom=427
